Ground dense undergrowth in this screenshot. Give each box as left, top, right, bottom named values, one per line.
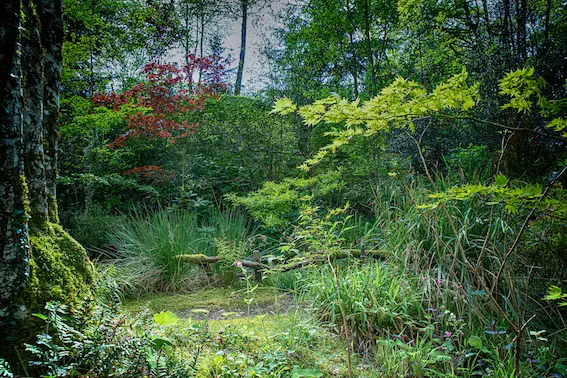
left=4, top=2, right=567, bottom=375
left=6, top=163, right=566, bottom=376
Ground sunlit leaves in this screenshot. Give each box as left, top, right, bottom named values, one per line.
left=153, top=311, right=178, bottom=326
left=494, top=174, right=508, bottom=187
left=226, top=171, right=345, bottom=227
left=419, top=174, right=567, bottom=218
left=544, top=285, right=567, bottom=306
left=272, top=68, right=479, bottom=167
left=499, top=67, right=546, bottom=113
left=547, top=118, right=567, bottom=138
left=270, top=97, right=297, bottom=115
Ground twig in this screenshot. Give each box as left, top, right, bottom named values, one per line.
left=492, top=164, right=567, bottom=294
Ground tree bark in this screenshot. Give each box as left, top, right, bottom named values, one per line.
left=1, top=0, right=78, bottom=331
left=346, top=0, right=359, bottom=98
left=502, top=0, right=512, bottom=67
left=38, top=0, right=64, bottom=224
left=234, top=0, right=248, bottom=96
left=0, top=0, right=29, bottom=323
left=198, top=12, right=205, bottom=84
left=480, top=0, right=492, bottom=38
left=22, top=0, right=48, bottom=227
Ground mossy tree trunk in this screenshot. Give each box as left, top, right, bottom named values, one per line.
left=22, top=0, right=49, bottom=227
left=0, top=0, right=93, bottom=333
left=39, top=0, right=63, bottom=224
left=0, top=0, right=29, bottom=325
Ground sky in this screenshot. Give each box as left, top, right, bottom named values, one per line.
left=219, top=0, right=294, bottom=93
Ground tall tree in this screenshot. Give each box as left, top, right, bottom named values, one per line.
left=234, top=0, right=249, bottom=95
left=234, top=0, right=267, bottom=95
left=0, top=0, right=28, bottom=325
left=0, top=0, right=93, bottom=333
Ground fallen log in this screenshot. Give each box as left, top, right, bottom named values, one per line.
left=173, top=254, right=265, bottom=269
left=174, top=249, right=389, bottom=271
left=174, top=254, right=220, bottom=264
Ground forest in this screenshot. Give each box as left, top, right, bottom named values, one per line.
left=1, top=0, right=566, bottom=376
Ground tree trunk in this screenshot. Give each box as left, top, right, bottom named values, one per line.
left=0, top=0, right=28, bottom=324
left=363, top=0, right=376, bottom=95
left=1, top=0, right=93, bottom=335
left=481, top=0, right=492, bottom=38
left=22, top=0, right=48, bottom=227
left=349, top=30, right=359, bottom=99
left=235, top=0, right=248, bottom=96
left=38, top=0, right=64, bottom=224
left=346, top=0, right=359, bottom=98
left=198, top=12, right=205, bottom=84
left=502, top=0, right=512, bottom=67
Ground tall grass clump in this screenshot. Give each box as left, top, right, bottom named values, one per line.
left=303, top=261, right=421, bottom=353
left=106, top=207, right=255, bottom=297
left=356, top=167, right=567, bottom=375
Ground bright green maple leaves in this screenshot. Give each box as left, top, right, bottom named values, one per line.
left=273, top=68, right=480, bottom=170
left=271, top=67, right=567, bottom=215
left=499, top=67, right=567, bottom=137
left=271, top=97, right=297, bottom=115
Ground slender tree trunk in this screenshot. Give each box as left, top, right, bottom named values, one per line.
left=502, top=0, right=512, bottom=67
left=481, top=0, right=492, bottom=38
left=0, top=0, right=28, bottom=324
left=514, top=0, right=526, bottom=61
left=349, top=30, right=359, bottom=99
left=22, top=0, right=48, bottom=227
left=184, top=1, right=191, bottom=65
left=346, top=0, right=359, bottom=98
left=235, top=0, right=248, bottom=96
left=193, top=14, right=199, bottom=57
left=519, top=0, right=527, bottom=61
left=89, top=0, right=96, bottom=98
left=363, top=0, right=376, bottom=95
left=38, top=0, right=63, bottom=224
left=543, top=0, right=550, bottom=50
left=460, top=0, right=477, bottom=37
left=198, top=12, right=205, bottom=84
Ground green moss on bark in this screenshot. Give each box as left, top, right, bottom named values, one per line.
left=25, top=222, right=95, bottom=312
left=47, top=194, right=59, bottom=224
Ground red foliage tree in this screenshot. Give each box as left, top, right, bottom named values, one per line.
left=94, top=54, right=229, bottom=148
left=93, top=55, right=229, bottom=181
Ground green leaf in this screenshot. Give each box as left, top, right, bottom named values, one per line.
left=271, top=98, right=297, bottom=115
left=150, top=336, right=173, bottom=350
left=467, top=335, right=483, bottom=349
left=543, top=285, right=564, bottom=301
left=494, top=174, right=508, bottom=187
left=291, top=366, right=323, bottom=378
left=153, top=311, right=178, bottom=326
left=32, top=313, right=47, bottom=321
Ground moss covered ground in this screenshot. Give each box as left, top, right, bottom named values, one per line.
left=125, top=287, right=375, bottom=377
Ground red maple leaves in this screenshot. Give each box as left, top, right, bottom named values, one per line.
left=93, top=55, right=229, bottom=181
left=122, top=165, right=175, bottom=183
left=94, top=55, right=228, bottom=148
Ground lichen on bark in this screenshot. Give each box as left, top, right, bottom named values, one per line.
left=1, top=0, right=94, bottom=336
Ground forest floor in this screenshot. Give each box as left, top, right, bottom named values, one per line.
left=123, top=286, right=373, bottom=377
left=124, top=287, right=296, bottom=320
